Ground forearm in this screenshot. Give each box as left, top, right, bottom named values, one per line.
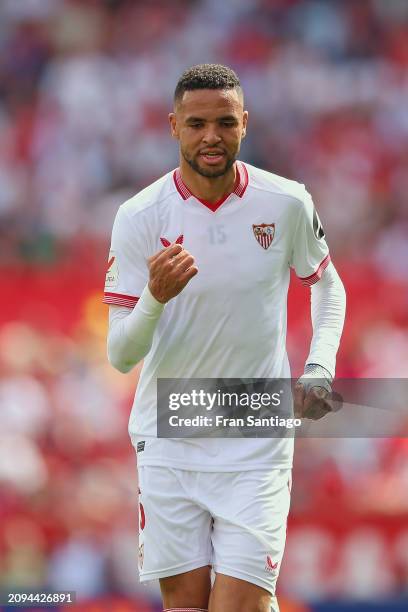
left=107, top=285, right=164, bottom=373
left=305, top=261, right=346, bottom=378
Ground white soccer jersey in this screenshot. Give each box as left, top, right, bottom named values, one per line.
left=104, top=162, right=330, bottom=470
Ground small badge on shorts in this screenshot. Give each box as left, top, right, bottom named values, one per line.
left=137, top=441, right=145, bottom=453
left=265, top=555, right=278, bottom=573
left=138, top=543, right=144, bottom=569
left=253, top=224, right=275, bottom=250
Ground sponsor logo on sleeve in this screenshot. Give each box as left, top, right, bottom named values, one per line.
left=313, top=208, right=325, bottom=239
left=105, top=250, right=119, bottom=289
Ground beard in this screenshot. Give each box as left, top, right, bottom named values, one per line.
left=181, top=147, right=236, bottom=178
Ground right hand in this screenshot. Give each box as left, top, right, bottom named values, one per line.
left=148, top=243, right=198, bottom=303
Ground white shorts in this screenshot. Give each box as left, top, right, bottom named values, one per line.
left=137, top=465, right=291, bottom=599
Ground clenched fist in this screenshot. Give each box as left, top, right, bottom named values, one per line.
left=148, top=243, right=198, bottom=303
left=294, top=382, right=332, bottom=420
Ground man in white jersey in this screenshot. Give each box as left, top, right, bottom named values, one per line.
left=104, top=64, right=346, bottom=612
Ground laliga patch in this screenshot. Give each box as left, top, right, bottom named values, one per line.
left=252, top=223, right=275, bottom=250
left=105, top=250, right=119, bottom=289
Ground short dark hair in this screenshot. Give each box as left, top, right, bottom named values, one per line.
left=174, top=64, right=242, bottom=104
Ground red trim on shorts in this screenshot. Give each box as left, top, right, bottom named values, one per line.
left=299, top=254, right=331, bottom=286
left=173, top=161, right=248, bottom=212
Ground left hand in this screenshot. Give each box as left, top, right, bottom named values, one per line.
left=294, top=382, right=333, bottom=420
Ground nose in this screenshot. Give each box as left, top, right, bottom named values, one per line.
left=202, top=124, right=222, bottom=145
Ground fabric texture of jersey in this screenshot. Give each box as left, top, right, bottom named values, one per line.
left=137, top=464, right=291, bottom=601
left=103, top=161, right=330, bottom=471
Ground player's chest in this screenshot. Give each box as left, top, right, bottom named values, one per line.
left=152, top=206, right=293, bottom=290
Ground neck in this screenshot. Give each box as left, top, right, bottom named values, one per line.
left=179, top=157, right=237, bottom=204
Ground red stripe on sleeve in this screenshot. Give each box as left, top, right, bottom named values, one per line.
left=103, top=292, right=139, bottom=308
left=299, top=254, right=331, bottom=286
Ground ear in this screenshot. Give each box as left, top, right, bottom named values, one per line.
left=169, top=112, right=179, bottom=140
left=242, top=110, right=248, bottom=138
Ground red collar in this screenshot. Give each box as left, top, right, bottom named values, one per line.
left=173, top=161, right=248, bottom=212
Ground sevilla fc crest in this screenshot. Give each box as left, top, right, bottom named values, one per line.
left=252, top=223, right=275, bottom=250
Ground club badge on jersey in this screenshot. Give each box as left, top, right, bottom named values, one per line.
left=252, top=223, right=275, bottom=250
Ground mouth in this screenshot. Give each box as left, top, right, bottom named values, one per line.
left=199, top=150, right=225, bottom=165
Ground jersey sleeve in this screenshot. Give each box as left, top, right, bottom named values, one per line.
left=290, top=188, right=331, bottom=286
left=103, top=205, right=148, bottom=308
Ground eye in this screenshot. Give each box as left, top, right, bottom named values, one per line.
left=189, top=122, right=204, bottom=129
left=220, top=121, right=237, bottom=128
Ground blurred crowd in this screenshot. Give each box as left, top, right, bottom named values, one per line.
left=1, top=0, right=408, bottom=265
left=1, top=0, right=408, bottom=605
left=1, top=287, right=408, bottom=604
left=0, top=290, right=162, bottom=607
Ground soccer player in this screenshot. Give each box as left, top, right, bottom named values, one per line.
left=104, top=64, right=346, bottom=612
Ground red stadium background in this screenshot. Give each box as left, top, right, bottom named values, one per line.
left=1, top=1, right=407, bottom=611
